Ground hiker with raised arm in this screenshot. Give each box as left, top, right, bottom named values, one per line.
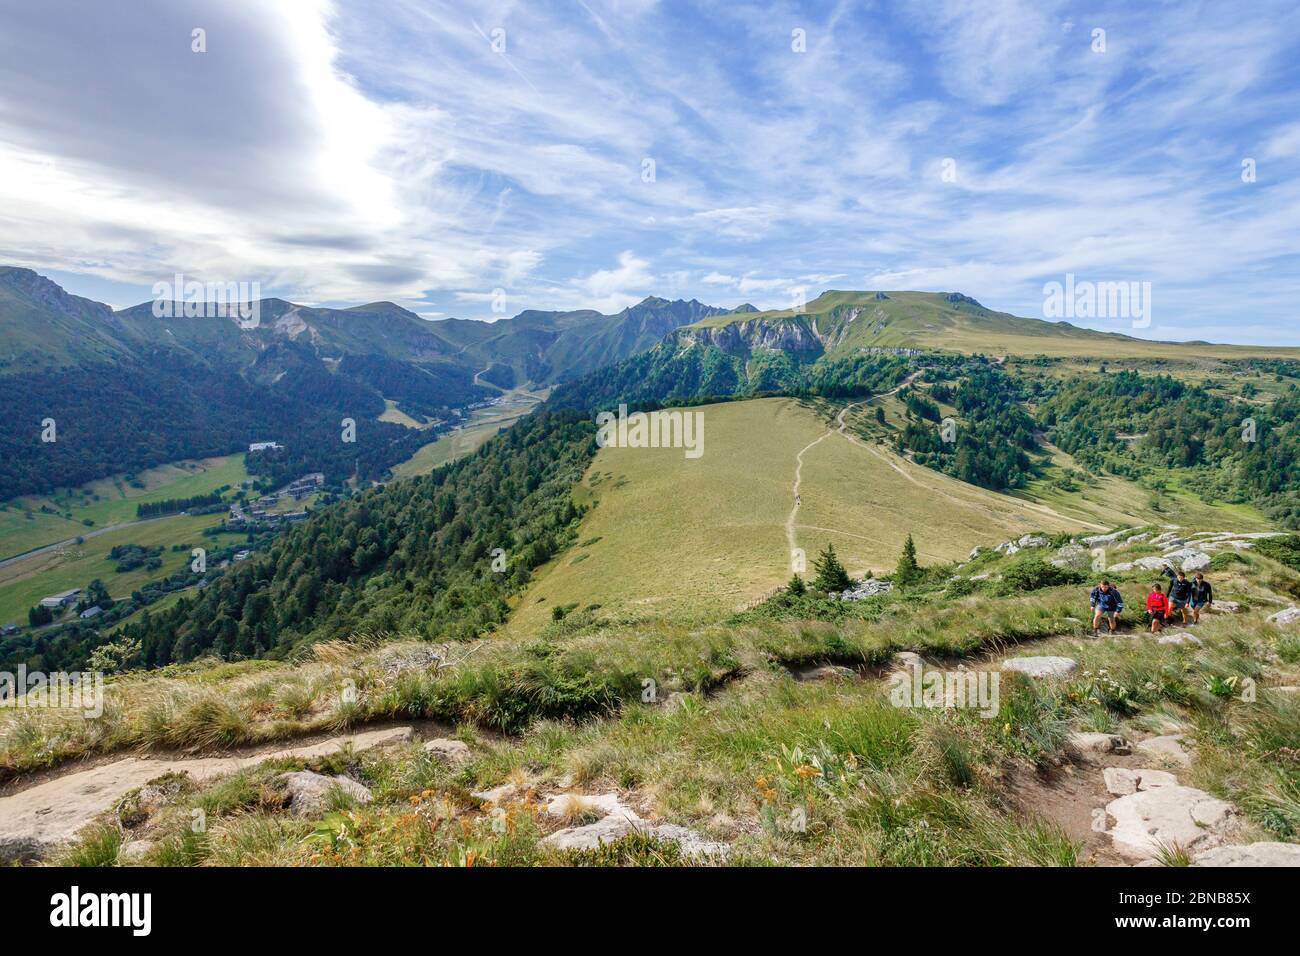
left=1090, top=579, right=1123, bottom=635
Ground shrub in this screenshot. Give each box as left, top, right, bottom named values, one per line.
left=996, top=558, right=1084, bottom=594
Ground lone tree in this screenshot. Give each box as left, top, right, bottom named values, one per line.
left=786, top=573, right=807, bottom=596
left=894, top=534, right=922, bottom=587
left=812, top=543, right=852, bottom=592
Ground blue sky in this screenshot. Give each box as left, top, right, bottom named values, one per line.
left=2, top=0, right=1299, bottom=343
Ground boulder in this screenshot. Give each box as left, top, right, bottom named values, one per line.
left=275, top=771, right=372, bottom=817
left=1067, top=732, right=1131, bottom=756
left=1083, top=529, right=1133, bottom=546
left=423, top=738, right=471, bottom=767
left=1208, top=600, right=1241, bottom=614
left=1134, top=734, right=1192, bottom=768
left=1162, top=547, right=1211, bottom=572
left=1051, top=543, right=1088, bottom=569
left=1002, top=656, right=1078, bottom=679
left=1156, top=631, right=1202, bottom=646
left=1193, top=843, right=1300, bottom=867
left=541, top=811, right=728, bottom=858
left=1267, top=607, right=1300, bottom=626
left=1103, top=767, right=1178, bottom=796
left=1106, top=786, right=1239, bottom=861
left=1125, top=533, right=1151, bottom=544
left=1107, top=556, right=1170, bottom=573
left=837, top=578, right=893, bottom=601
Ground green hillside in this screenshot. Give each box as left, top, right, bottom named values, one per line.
left=686, top=290, right=1300, bottom=362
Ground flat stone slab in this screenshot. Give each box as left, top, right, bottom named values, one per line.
left=1106, top=785, right=1239, bottom=861
left=1156, top=631, right=1202, bottom=646
left=1103, top=767, right=1178, bottom=796
left=1193, top=843, right=1300, bottom=867
left=1002, top=656, right=1078, bottom=679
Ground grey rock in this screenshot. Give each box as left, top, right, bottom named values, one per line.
left=275, top=771, right=372, bottom=817
left=1193, top=843, right=1300, bottom=867
left=423, top=738, right=471, bottom=767
left=1106, top=786, right=1239, bottom=861
left=1002, top=656, right=1078, bottom=679
left=1267, top=607, right=1300, bottom=626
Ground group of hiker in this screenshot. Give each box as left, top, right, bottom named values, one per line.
left=1088, top=566, right=1214, bottom=635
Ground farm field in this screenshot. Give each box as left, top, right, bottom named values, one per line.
left=392, top=390, right=545, bottom=479
left=0, top=454, right=247, bottom=561
left=0, top=512, right=244, bottom=626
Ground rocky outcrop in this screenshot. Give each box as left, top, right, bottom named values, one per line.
left=276, top=771, right=373, bottom=817
left=677, top=317, right=822, bottom=355
left=834, top=578, right=893, bottom=601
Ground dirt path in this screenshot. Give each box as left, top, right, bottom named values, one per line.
left=784, top=374, right=921, bottom=561
left=0, top=725, right=420, bottom=860
left=473, top=364, right=506, bottom=391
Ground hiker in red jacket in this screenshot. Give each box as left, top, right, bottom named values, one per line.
left=1146, top=583, right=1169, bottom=634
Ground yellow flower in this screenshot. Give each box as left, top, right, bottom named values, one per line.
left=795, top=765, right=822, bottom=779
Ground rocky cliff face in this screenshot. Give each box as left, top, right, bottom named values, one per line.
left=677, top=316, right=824, bottom=354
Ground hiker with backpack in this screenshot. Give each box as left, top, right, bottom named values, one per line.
left=1090, top=580, right=1124, bottom=634
left=1146, top=582, right=1169, bottom=633
left=1162, top=566, right=1193, bottom=627
left=1190, top=572, right=1213, bottom=624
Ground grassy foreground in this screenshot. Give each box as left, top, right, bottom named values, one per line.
left=8, top=531, right=1299, bottom=867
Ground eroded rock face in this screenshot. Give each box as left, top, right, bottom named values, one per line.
left=1002, top=656, right=1078, bottom=679
left=1106, top=786, right=1238, bottom=861
left=275, top=771, right=373, bottom=818
left=1193, top=843, right=1300, bottom=867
